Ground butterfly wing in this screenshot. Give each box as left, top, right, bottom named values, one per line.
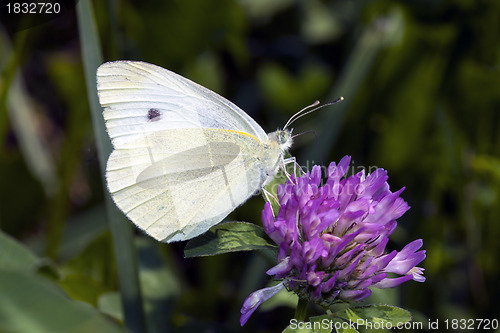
left=106, top=128, right=277, bottom=242
left=97, top=61, right=284, bottom=241
left=97, top=61, right=268, bottom=148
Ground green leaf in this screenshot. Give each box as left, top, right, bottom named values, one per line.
left=0, top=230, right=38, bottom=272
left=335, top=304, right=412, bottom=327
left=184, top=221, right=276, bottom=257
left=58, top=274, right=107, bottom=306
left=0, top=270, right=126, bottom=333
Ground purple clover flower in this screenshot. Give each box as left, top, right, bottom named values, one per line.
left=240, top=156, right=426, bottom=326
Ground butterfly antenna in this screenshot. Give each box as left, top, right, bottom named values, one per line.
left=283, top=97, right=344, bottom=130
left=283, top=100, right=320, bottom=130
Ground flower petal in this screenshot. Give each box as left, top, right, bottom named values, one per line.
left=266, top=257, right=291, bottom=276
left=409, top=266, right=426, bottom=282
left=372, top=275, right=413, bottom=289
left=384, top=240, right=426, bottom=274
left=340, top=289, right=372, bottom=301
left=262, top=202, right=282, bottom=244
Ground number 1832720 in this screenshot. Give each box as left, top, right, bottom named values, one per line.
left=444, top=318, right=498, bottom=330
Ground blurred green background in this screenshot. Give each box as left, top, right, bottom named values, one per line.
left=1, top=0, right=499, bottom=332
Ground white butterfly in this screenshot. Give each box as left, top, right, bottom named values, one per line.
left=96, top=61, right=293, bottom=242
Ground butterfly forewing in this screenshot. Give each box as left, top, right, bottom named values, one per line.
left=97, top=61, right=268, bottom=148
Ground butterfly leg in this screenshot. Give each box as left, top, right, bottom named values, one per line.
left=279, top=156, right=293, bottom=184
left=281, top=156, right=304, bottom=184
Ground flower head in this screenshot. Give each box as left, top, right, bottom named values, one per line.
left=240, top=156, right=426, bottom=326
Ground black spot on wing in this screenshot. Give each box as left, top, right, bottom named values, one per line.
left=147, top=108, right=162, bottom=121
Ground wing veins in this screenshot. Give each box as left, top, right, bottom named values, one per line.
left=112, top=156, right=250, bottom=202
left=115, top=152, right=258, bottom=223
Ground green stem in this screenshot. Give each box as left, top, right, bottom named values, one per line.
left=76, top=1, right=146, bottom=332
left=294, top=297, right=309, bottom=321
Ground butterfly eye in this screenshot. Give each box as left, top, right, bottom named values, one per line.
left=279, top=131, right=288, bottom=145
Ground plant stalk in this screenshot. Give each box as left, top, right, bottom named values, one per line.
left=294, top=297, right=309, bottom=321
